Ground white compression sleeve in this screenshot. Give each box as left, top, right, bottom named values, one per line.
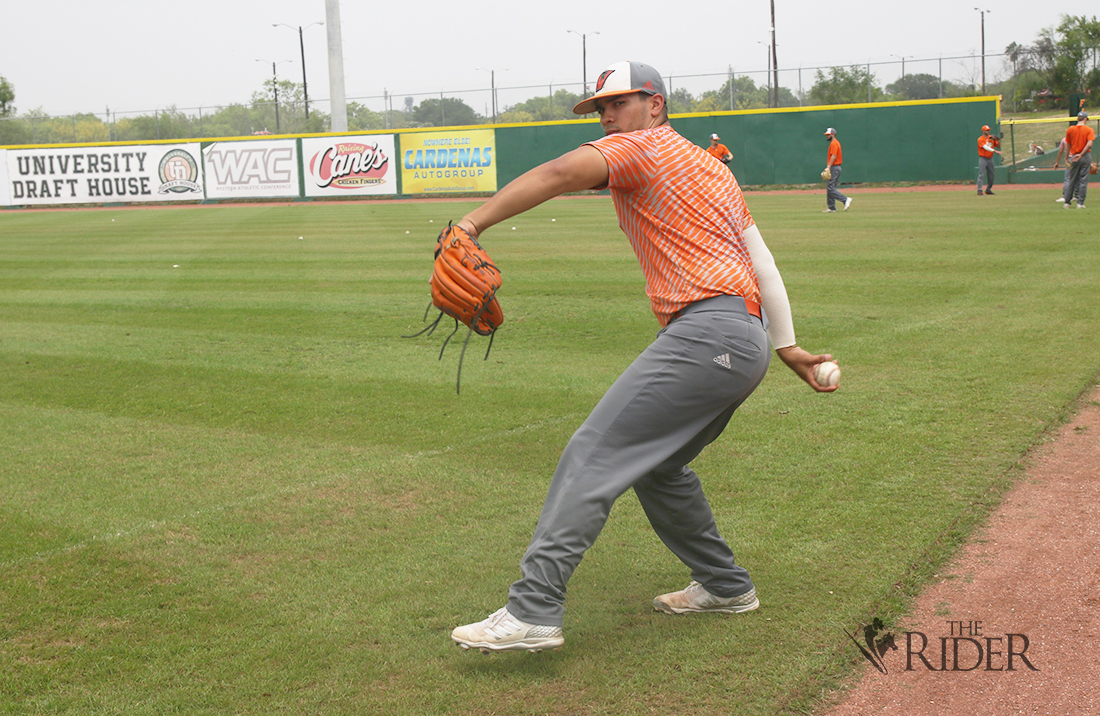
left=743, top=222, right=796, bottom=350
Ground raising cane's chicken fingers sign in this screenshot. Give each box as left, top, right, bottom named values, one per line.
left=302, top=135, right=397, bottom=197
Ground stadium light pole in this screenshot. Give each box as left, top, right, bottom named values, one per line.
left=273, top=22, right=323, bottom=120
left=974, top=8, right=990, bottom=93
left=567, top=30, right=600, bottom=101
left=324, top=0, right=348, bottom=132
left=256, top=59, right=291, bottom=133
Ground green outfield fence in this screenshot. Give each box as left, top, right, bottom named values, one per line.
left=499, top=96, right=1000, bottom=187
left=1, top=96, right=1001, bottom=209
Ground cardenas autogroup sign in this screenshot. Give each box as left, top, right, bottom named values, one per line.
left=400, top=129, right=497, bottom=194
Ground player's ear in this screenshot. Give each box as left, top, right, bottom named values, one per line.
left=651, top=93, right=667, bottom=119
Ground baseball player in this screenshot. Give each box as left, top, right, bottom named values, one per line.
left=1054, top=130, right=1074, bottom=203
left=706, top=133, right=733, bottom=165
left=823, top=128, right=851, bottom=212
left=449, top=60, right=837, bottom=653
left=976, top=125, right=1002, bottom=195
left=1062, top=111, right=1094, bottom=209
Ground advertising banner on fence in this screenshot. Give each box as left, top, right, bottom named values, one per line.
left=400, top=129, right=496, bottom=194
left=3, top=144, right=203, bottom=206
left=0, top=150, right=9, bottom=206
left=302, top=134, right=397, bottom=197
left=202, top=139, right=299, bottom=200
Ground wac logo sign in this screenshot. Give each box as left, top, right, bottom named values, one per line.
left=846, top=619, right=1039, bottom=674
left=202, top=140, right=299, bottom=199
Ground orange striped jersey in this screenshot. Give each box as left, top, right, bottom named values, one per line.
left=585, top=124, right=759, bottom=326
left=827, top=137, right=843, bottom=165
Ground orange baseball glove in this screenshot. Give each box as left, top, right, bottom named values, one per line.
left=430, top=223, right=503, bottom=336
left=406, top=222, right=503, bottom=393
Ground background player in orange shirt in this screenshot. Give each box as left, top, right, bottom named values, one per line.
left=706, top=132, right=733, bottom=166
left=1062, top=111, right=1095, bottom=209
left=976, top=125, right=1002, bottom=195
left=449, top=60, right=837, bottom=653
left=823, top=128, right=852, bottom=212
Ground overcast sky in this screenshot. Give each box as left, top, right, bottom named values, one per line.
left=0, top=0, right=1079, bottom=119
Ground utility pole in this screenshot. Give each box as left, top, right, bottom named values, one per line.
left=256, top=59, right=290, bottom=133
left=770, top=0, right=779, bottom=108
left=568, top=30, right=600, bottom=101
left=274, top=22, right=323, bottom=120
left=974, top=8, right=990, bottom=93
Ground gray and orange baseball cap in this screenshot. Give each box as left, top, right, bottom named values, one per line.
left=573, top=61, right=666, bottom=115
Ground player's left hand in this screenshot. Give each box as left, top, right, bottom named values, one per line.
left=776, top=345, right=839, bottom=392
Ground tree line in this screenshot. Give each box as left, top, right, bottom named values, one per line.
left=1, top=14, right=1096, bottom=146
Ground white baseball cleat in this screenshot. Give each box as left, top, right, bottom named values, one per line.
left=653, top=582, right=759, bottom=614
left=452, top=607, right=564, bottom=653
left=844, top=197, right=853, bottom=211
left=1056, top=197, right=1065, bottom=202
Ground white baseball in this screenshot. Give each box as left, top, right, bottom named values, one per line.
left=814, top=361, right=841, bottom=388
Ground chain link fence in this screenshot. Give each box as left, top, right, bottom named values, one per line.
left=1, top=50, right=1095, bottom=147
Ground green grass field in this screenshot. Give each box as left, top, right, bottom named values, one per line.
left=2, top=188, right=1098, bottom=715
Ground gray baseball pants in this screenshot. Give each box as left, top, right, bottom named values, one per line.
left=507, top=295, right=770, bottom=626
left=1063, top=153, right=1091, bottom=206
left=977, top=155, right=995, bottom=192
left=827, top=166, right=848, bottom=210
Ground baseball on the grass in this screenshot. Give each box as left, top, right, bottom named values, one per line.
left=814, top=361, right=841, bottom=387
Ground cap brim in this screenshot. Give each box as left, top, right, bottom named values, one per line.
left=572, top=89, right=647, bottom=115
